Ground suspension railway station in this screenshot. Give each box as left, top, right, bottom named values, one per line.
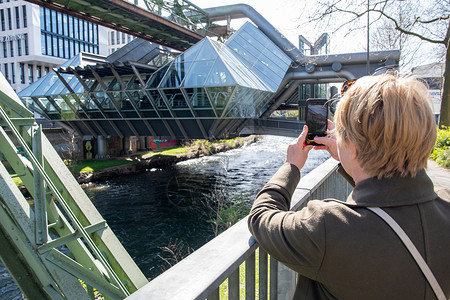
left=0, top=0, right=399, bottom=299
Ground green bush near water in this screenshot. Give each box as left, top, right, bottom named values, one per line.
left=430, top=126, right=450, bottom=168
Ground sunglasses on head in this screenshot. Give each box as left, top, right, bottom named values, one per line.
left=341, top=79, right=357, bottom=96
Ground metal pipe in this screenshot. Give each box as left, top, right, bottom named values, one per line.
left=203, top=4, right=307, bottom=65
left=263, top=70, right=355, bottom=118
left=203, top=4, right=399, bottom=69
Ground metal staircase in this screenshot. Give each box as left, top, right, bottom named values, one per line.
left=0, top=73, right=148, bottom=299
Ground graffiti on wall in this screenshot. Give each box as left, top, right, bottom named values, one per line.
left=149, top=137, right=178, bottom=149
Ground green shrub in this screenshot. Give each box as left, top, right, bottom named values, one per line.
left=431, top=126, right=450, bottom=168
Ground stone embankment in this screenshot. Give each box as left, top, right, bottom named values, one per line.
left=76, top=135, right=261, bottom=184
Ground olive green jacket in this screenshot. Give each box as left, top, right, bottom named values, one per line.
left=248, top=163, right=450, bottom=299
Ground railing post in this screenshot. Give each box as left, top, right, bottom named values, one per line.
left=277, top=262, right=296, bottom=300
left=259, top=249, right=268, bottom=299
left=245, top=252, right=256, bottom=299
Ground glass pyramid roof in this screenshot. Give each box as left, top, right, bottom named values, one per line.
left=18, top=54, right=84, bottom=98
left=19, top=22, right=293, bottom=120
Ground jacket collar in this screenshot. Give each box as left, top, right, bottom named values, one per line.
left=345, top=169, right=437, bottom=207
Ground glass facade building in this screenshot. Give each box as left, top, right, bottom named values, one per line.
left=40, top=7, right=99, bottom=59
left=0, top=0, right=108, bottom=93
left=19, top=22, right=291, bottom=139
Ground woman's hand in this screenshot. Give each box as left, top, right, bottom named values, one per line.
left=286, top=125, right=313, bottom=170
left=314, top=120, right=339, bottom=161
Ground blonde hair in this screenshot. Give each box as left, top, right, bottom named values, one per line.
left=335, top=73, right=436, bottom=179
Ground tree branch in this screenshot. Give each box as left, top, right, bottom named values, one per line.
left=372, top=9, right=446, bottom=45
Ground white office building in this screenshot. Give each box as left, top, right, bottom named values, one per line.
left=0, top=0, right=111, bottom=92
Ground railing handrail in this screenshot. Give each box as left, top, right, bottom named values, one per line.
left=127, top=157, right=341, bottom=299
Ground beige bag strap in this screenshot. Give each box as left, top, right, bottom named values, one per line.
left=368, top=207, right=446, bottom=300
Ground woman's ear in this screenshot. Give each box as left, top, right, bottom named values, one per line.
left=348, top=140, right=358, bottom=160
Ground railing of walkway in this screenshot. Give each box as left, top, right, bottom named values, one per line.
left=127, top=158, right=353, bottom=300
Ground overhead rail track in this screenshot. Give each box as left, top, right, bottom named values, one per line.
left=25, top=0, right=207, bottom=50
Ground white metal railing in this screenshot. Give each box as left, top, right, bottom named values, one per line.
left=126, top=158, right=353, bottom=300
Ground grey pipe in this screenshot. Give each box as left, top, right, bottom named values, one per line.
left=204, top=4, right=400, bottom=68
left=203, top=4, right=307, bottom=65
left=262, top=70, right=355, bottom=117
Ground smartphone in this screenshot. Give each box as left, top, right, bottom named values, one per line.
left=305, top=98, right=328, bottom=146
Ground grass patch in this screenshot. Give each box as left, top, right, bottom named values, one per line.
left=431, top=126, right=450, bottom=168
left=141, top=146, right=189, bottom=158
left=12, top=176, right=23, bottom=186
left=73, top=159, right=134, bottom=173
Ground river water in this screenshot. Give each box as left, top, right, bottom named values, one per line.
left=0, top=135, right=329, bottom=299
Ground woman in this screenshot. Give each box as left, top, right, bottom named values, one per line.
left=248, top=74, right=450, bottom=299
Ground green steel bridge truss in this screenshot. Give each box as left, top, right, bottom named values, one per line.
left=0, top=73, right=148, bottom=299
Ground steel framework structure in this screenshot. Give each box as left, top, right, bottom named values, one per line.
left=0, top=73, right=148, bottom=299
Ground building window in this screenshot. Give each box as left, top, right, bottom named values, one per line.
left=11, top=62, right=15, bottom=83
left=22, top=5, right=26, bottom=27
left=24, top=33, right=28, bottom=55
left=17, top=39, right=21, bottom=56
left=68, top=16, right=73, bottom=38
left=127, top=34, right=131, bottom=43
left=52, top=35, right=57, bottom=56
left=46, top=33, right=51, bottom=55
left=44, top=66, right=49, bottom=75
left=15, top=6, right=19, bottom=29
left=73, top=18, right=78, bottom=39
left=56, top=11, right=62, bottom=34
left=45, top=8, right=51, bottom=31
left=51, top=9, right=56, bottom=32
left=7, top=8, right=12, bottom=30
left=40, top=8, right=99, bottom=58
left=58, top=36, right=63, bottom=57
left=3, top=63, right=9, bottom=83
left=62, top=14, right=67, bottom=35
left=93, top=24, right=97, bottom=44
left=28, top=65, right=32, bottom=83
left=36, top=66, right=41, bottom=80
left=9, top=40, right=13, bottom=57
left=111, top=31, right=114, bottom=45
left=19, top=63, right=24, bottom=83
left=2, top=41, right=6, bottom=57
left=64, top=38, right=68, bottom=58
left=1, top=10, right=4, bottom=31
left=116, top=31, right=120, bottom=44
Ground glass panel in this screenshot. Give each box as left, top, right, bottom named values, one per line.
left=126, top=76, right=141, bottom=90
left=235, top=87, right=257, bottom=118
left=148, top=89, right=167, bottom=109
left=108, top=79, right=122, bottom=91
left=159, top=56, right=192, bottom=88
left=90, top=80, right=103, bottom=92
left=181, top=39, right=204, bottom=62
left=137, top=91, right=152, bottom=108
left=227, top=40, right=257, bottom=67
left=81, top=93, right=98, bottom=110
left=162, top=89, right=187, bottom=108
left=94, top=92, right=112, bottom=109
left=193, top=38, right=218, bottom=61
left=182, top=60, right=215, bottom=87
left=205, top=86, right=234, bottom=109
left=67, top=75, right=81, bottom=93
left=30, top=72, right=58, bottom=96
left=205, top=59, right=236, bottom=86
left=46, top=77, right=69, bottom=95
left=252, top=67, right=279, bottom=92
left=184, top=87, right=210, bottom=108
left=146, top=64, right=169, bottom=88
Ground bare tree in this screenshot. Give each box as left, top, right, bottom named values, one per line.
left=305, top=0, right=450, bottom=127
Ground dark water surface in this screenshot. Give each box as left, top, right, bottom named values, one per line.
left=0, top=135, right=329, bottom=298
